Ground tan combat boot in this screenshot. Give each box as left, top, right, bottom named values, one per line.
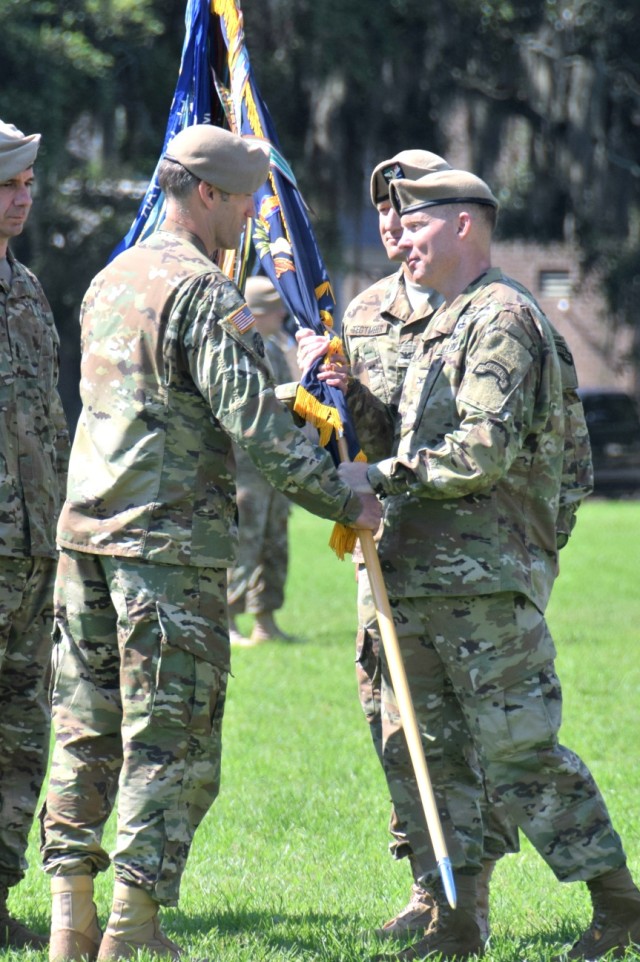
left=96, top=881, right=181, bottom=961
left=49, top=875, right=102, bottom=962
left=0, top=881, right=48, bottom=949
left=375, top=875, right=484, bottom=961
left=566, top=865, right=640, bottom=960
left=375, top=883, right=437, bottom=940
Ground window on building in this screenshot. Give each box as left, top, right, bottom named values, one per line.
left=538, top=269, right=572, bottom=298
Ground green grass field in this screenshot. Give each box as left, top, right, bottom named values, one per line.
left=6, top=498, right=640, bottom=961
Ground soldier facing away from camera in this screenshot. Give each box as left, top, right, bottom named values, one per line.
left=40, top=124, right=380, bottom=962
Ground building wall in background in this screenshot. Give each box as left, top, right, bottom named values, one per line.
left=338, top=239, right=634, bottom=394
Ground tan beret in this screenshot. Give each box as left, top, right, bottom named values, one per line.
left=244, top=275, right=284, bottom=315
left=0, top=120, right=41, bottom=180
left=164, top=124, right=270, bottom=194
left=390, top=168, right=499, bottom=215
left=370, top=149, right=451, bottom=205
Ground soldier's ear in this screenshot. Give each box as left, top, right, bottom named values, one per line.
left=456, top=212, right=472, bottom=237
left=198, top=181, right=217, bottom=208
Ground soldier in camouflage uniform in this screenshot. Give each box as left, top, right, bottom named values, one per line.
left=0, top=119, right=69, bottom=949
left=228, top=275, right=297, bottom=646
left=338, top=167, right=640, bottom=961
left=39, top=125, right=381, bottom=962
left=297, top=151, right=520, bottom=943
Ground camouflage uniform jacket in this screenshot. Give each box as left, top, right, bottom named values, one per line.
left=233, top=333, right=294, bottom=482
left=57, top=227, right=361, bottom=566
left=340, top=268, right=442, bottom=561
left=359, top=268, right=593, bottom=611
left=0, top=250, right=69, bottom=558
left=342, top=266, right=442, bottom=410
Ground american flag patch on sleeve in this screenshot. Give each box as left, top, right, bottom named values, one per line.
left=228, top=304, right=255, bottom=333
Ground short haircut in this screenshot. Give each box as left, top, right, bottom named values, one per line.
left=438, top=201, right=498, bottom=234
left=476, top=202, right=498, bottom=233
left=157, top=158, right=200, bottom=200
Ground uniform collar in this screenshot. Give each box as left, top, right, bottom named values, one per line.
left=0, top=248, right=19, bottom=291
left=158, top=223, right=212, bottom=260
left=381, top=267, right=442, bottom=325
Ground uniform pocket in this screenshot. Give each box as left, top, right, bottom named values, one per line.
left=475, top=669, right=558, bottom=765
left=451, top=595, right=556, bottom=697
left=153, top=601, right=227, bottom=736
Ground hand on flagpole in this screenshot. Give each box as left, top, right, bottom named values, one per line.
left=317, top=359, right=348, bottom=393
left=296, top=327, right=330, bottom=372
left=296, top=329, right=350, bottom=394
left=339, top=461, right=374, bottom=494
left=349, top=492, right=383, bottom=530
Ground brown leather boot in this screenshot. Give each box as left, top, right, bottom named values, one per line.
left=0, top=882, right=48, bottom=949
left=567, top=866, right=640, bottom=960
left=375, top=875, right=484, bottom=961
left=96, top=881, right=181, bottom=961
left=49, top=875, right=101, bottom=962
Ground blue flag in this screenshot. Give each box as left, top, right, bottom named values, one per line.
left=110, top=0, right=215, bottom=259
left=112, top=0, right=363, bottom=552
left=212, top=0, right=362, bottom=468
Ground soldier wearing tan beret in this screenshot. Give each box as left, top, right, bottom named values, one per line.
left=339, top=168, right=639, bottom=961
left=42, top=124, right=381, bottom=962
left=164, top=124, right=270, bottom=196
left=0, top=120, right=69, bottom=949
left=297, top=150, right=521, bottom=945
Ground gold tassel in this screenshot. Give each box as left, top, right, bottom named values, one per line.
left=293, top=384, right=344, bottom=446
left=328, top=523, right=358, bottom=560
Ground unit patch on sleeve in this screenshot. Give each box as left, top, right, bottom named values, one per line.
left=473, top=359, right=511, bottom=394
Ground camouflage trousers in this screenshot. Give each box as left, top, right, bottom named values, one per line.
left=227, top=469, right=290, bottom=616
left=356, top=568, right=518, bottom=878
left=380, top=591, right=626, bottom=886
left=40, top=549, right=230, bottom=906
left=0, top=555, right=56, bottom=887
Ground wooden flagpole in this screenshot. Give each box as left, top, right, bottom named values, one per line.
left=337, top=437, right=456, bottom=908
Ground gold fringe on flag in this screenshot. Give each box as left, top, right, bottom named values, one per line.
left=293, top=384, right=343, bottom=447
left=328, top=443, right=369, bottom=559
left=328, top=523, right=358, bottom=560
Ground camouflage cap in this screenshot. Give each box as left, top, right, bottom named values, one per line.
left=244, top=275, right=284, bottom=315
left=0, top=120, right=41, bottom=180
left=370, top=149, right=451, bottom=206
left=390, top=168, right=499, bottom=215
left=164, top=124, right=270, bottom=194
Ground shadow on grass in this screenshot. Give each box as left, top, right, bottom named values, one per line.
left=486, top=920, right=640, bottom=962
left=170, top=911, right=640, bottom=962
left=166, top=905, right=393, bottom=960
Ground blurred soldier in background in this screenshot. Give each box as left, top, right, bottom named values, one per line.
left=228, top=275, right=300, bottom=646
